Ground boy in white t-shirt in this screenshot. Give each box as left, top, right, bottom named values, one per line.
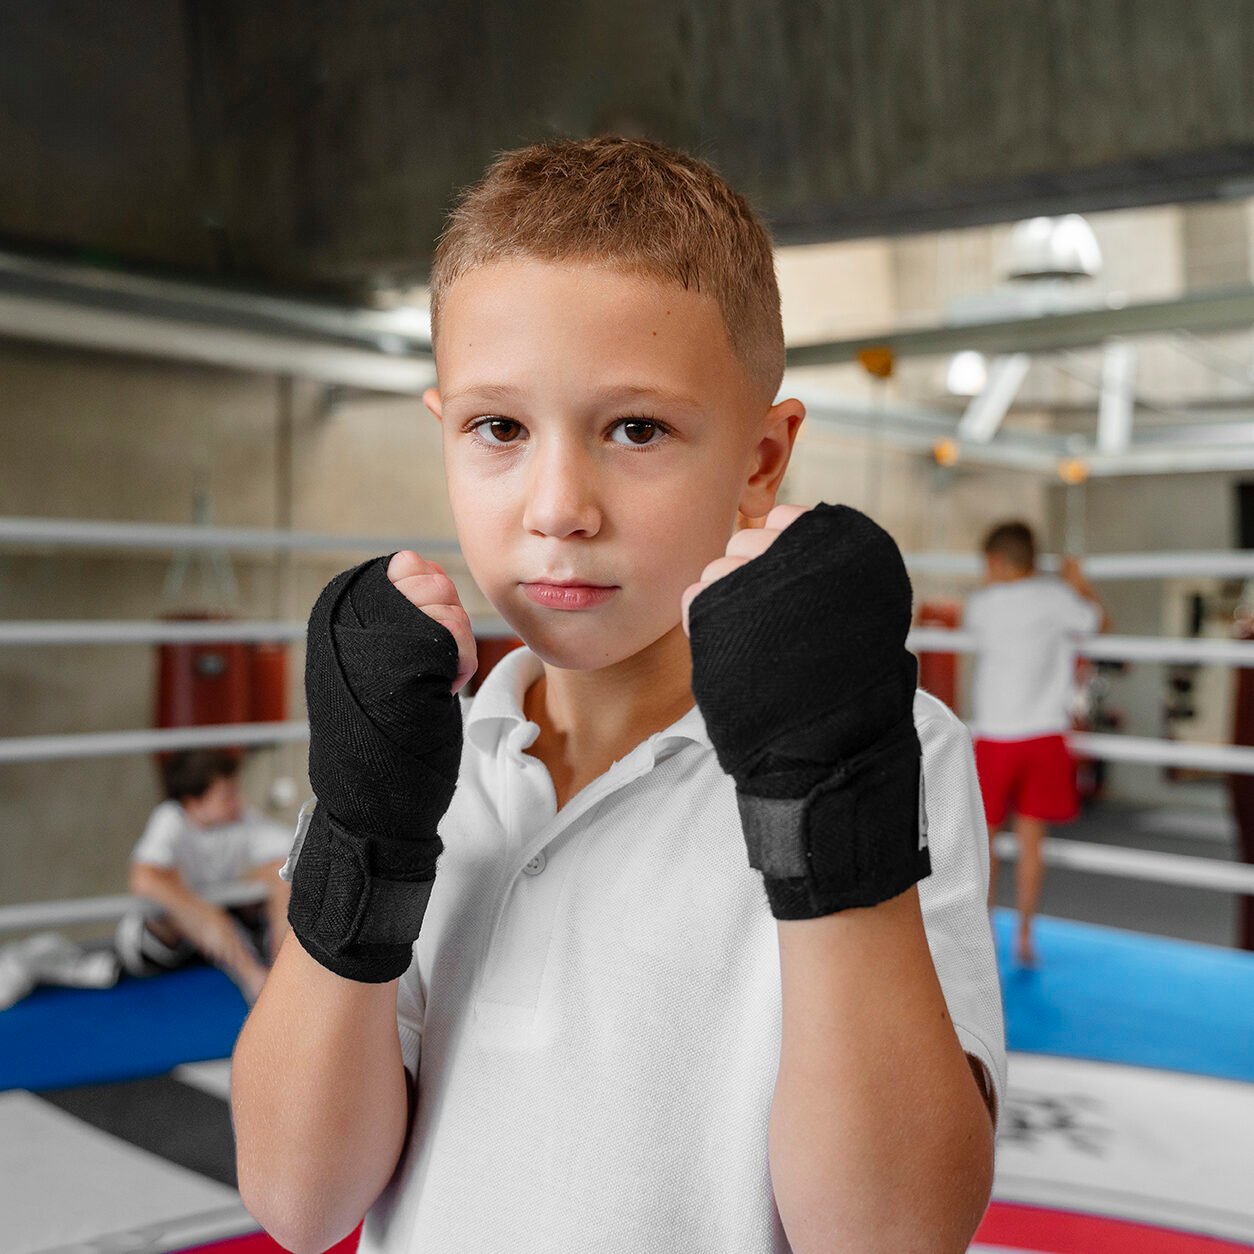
left=116, top=749, right=292, bottom=1003
left=964, top=521, right=1107, bottom=966
left=232, top=138, right=1004, bottom=1253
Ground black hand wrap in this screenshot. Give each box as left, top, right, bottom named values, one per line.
left=689, top=504, right=930, bottom=920
left=288, top=555, right=463, bottom=981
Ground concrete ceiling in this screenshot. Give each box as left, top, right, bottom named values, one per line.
left=4, top=0, right=1254, bottom=303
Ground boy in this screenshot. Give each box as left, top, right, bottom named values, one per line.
left=116, top=748, right=292, bottom=1003
left=232, top=137, right=1004, bottom=1253
left=965, top=521, right=1107, bottom=967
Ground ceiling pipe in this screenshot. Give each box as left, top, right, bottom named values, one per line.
left=1097, top=340, right=1138, bottom=454
left=0, top=250, right=433, bottom=392
left=956, top=353, right=1031, bottom=443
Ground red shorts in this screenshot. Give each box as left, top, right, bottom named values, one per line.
left=973, top=733, right=1079, bottom=828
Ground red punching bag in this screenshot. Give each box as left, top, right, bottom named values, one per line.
left=156, top=621, right=290, bottom=728
left=156, top=613, right=250, bottom=730
left=247, top=642, right=289, bottom=723
left=915, top=600, right=960, bottom=711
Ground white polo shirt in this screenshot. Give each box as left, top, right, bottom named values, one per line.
left=359, top=645, right=1005, bottom=1254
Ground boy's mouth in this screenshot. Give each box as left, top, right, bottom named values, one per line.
left=521, top=580, right=618, bottom=610
left=529, top=576, right=613, bottom=587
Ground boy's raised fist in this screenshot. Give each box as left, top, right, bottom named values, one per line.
left=287, top=554, right=466, bottom=982
left=685, top=503, right=931, bottom=920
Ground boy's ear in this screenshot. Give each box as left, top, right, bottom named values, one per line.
left=422, top=387, right=444, bottom=421
left=738, top=397, right=805, bottom=521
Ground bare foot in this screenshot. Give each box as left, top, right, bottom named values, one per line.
left=1015, top=934, right=1038, bottom=968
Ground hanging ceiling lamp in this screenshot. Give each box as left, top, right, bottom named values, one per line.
left=1003, top=214, right=1104, bottom=282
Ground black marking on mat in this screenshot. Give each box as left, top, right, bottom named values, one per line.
left=38, top=1073, right=237, bottom=1187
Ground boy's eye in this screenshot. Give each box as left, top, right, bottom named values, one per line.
left=610, top=418, right=666, bottom=447
left=469, top=417, right=522, bottom=445
left=467, top=416, right=669, bottom=449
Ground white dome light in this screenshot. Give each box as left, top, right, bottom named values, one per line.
left=1004, top=214, right=1103, bottom=281
left=946, top=350, right=988, bottom=396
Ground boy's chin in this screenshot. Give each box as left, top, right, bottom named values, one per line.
left=509, top=616, right=685, bottom=674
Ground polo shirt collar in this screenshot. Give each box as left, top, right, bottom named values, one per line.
left=463, top=643, right=712, bottom=760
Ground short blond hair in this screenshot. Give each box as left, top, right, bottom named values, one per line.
left=429, top=136, right=785, bottom=402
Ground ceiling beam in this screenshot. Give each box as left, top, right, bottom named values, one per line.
left=785, top=287, right=1254, bottom=368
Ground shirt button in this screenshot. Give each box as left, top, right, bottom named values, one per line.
left=522, top=850, right=547, bottom=876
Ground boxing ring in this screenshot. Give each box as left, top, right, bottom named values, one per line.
left=3, top=522, right=1254, bottom=1253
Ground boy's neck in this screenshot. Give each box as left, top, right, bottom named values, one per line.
left=988, top=565, right=1035, bottom=584
left=177, top=801, right=208, bottom=829
left=522, top=622, right=696, bottom=770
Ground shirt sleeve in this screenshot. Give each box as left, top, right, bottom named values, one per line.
left=913, top=690, right=1008, bottom=1124
left=129, top=800, right=185, bottom=868
left=396, top=958, right=426, bottom=1081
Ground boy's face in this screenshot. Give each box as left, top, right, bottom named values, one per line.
left=426, top=259, right=801, bottom=672
left=183, top=775, right=243, bottom=828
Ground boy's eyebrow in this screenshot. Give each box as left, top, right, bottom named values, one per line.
left=441, top=382, right=706, bottom=415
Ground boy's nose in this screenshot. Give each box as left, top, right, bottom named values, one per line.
left=521, top=444, right=602, bottom=540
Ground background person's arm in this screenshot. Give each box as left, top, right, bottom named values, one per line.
left=129, top=862, right=263, bottom=975
left=1060, top=555, right=1110, bottom=632
left=242, top=858, right=290, bottom=962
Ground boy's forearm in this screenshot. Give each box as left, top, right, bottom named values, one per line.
left=768, top=889, right=994, bottom=1254
left=231, top=930, right=412, bottom=1254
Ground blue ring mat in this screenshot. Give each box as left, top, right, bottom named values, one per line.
left=1, top=963, right=248, bottom=1091
left=2, top=909, right=1253, bottom=1091
left=991, top=909, right=1254, bottom=1083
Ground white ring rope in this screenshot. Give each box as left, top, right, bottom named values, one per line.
left=0, top=721, right=310, bottom=763
left=1, top=516, right=1251, bottom=582
left=0, top=620, right=308, bottom=646
left=0, top=879, right=269, bottom=936
left=992, top=833, right=1254, bottom=895
left=2, top=720, right=1254, bottom=776
left=905, top=551, right=1254, bottom=580
left=3, top=834, right=1250, bottom=939
left=907, top=628, right=1254, bottom=667
left=1070, top=731, right=1254, bottom=774
left=0, top=615, right=517, bottom=647
left=0, top=515, right=458, bottom=556
left=1, top=621, right=1252, bottom=670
